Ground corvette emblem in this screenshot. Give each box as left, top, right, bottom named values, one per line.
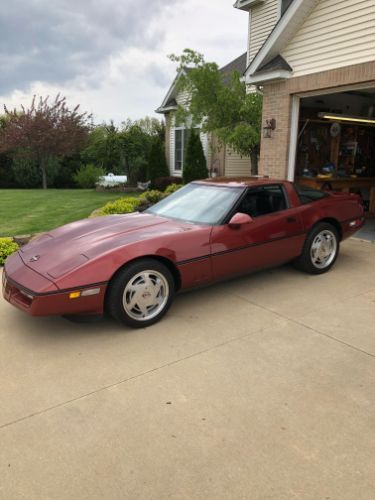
left=29, top=255, right=40, bottom=262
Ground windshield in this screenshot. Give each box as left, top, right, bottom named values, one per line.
left=146, top=183, right=244, bottom=225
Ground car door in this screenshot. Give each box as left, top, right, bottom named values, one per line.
left=210, top=184, right=306, bottom=280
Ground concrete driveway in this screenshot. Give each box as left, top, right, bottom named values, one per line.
left=1, top=238, right=375, bottom=500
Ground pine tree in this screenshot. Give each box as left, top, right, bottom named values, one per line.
left=148, top=136, right=169, bottom=185
left=183, top=130, right=208, bottom=183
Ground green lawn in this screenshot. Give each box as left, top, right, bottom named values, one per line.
left=0, top=189, right=135, bottom=236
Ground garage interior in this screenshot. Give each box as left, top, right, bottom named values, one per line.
left=295, top=87, right=375, bottom=241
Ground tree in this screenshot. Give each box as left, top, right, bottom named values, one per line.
left=119, top=121, right=152, bottom=183
left=148, top=136, right=169, bottom=185
left=81, top=123, right=122, bottom=173
left=0, top=95, right=90, bottom=188
left=169, top=49, right=262, bottom=174
left=183, top=130, right=208, bottom=183
left=135, top=116, right=165, bottom=142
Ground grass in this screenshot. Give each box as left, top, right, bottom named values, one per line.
left=0, top=189, right=137, bottom=236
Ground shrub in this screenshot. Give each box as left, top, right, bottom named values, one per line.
left=99, top=197, right=140, bottom=215
left=164, top=183, right=182, bottom=195
left=148, top=137, right=169, bottom=186
left=0, top=238, right=19, bottom=265
left=139, top=189, right=165, bottom=204
left=153, top=176, right=182, bottom=191
left=128, top=157, right=148, bottom=186
left=183, top=130, right=208, bottom=184
left=97, top=186, right=177, bottom=216
left=74, top=164, right=105, bottom=188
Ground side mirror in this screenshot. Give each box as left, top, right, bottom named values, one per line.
left=228, top=212, right=253, bottom=228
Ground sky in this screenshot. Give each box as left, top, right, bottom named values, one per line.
left=0, top=0, right=248, bottom=125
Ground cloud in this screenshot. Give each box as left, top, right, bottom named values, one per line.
left=0, top=0, right=177, bottom=94
left=0, top=0, right=249, bottom=123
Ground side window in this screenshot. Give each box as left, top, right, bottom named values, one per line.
left=174, top=129, right=183, bottom=171
left=174, top=128, right=192, bottom=172
left=294, top=184, right=328, bottom=204
left=237, top=185, right=287, bottom=218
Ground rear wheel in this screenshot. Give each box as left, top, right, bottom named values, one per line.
left=294, top=222, right=339, bottom=274
left=106, top=259, right=175, bottom=328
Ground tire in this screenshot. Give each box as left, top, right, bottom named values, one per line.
left=106, top=259, right=175, bottom=328
left=293, top=222, right=339, bottom=275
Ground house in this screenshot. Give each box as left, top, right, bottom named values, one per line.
left=235, top=0, right=375, bottom=210
left=156, top=53, right=251, bottom=178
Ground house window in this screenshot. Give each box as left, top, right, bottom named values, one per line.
left=281, top=0, right=293, bottom=16
left=174, top=128, right=191, bottom=172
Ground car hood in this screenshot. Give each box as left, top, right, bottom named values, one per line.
left=19, top=212, right=184, bottom=279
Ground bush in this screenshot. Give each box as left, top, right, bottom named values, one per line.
left=164, top=183, right=182, bottom=195
left=148, top=137, right=169, bottom=186
left=183, top=130, right=208, bottom=183
left=74, top=164, right=105, bottom=188
left=99, top=197, right=140, bottom=215
left=97, top=186, right=177, bottom=216
left=0, top=238, right=19, bottom=265
left=139, top=189, right=165, bottom=204
left=153, top=176, right=182, bottom=191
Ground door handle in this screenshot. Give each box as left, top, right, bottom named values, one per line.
left=286, top=216, right=297, bottom=223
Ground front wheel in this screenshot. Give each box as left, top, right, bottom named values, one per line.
left=294, top=223, right=339, bottom=274
left=106, top=259, right=175, bottom=328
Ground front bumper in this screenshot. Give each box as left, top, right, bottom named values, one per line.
left=2, top=254, right=107, bottom=317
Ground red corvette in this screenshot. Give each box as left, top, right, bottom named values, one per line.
left=2, top=178, right=364, bottom=327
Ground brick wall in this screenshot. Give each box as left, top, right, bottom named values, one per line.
left=259, top=60, right=375, bottom=179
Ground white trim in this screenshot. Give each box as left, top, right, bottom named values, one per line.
left=248, top=69, right=291, bottom=84
left=245, top=0, right=318, bottom=82
left=155, top=105, right=178, bottom=114
left=158, top=69, right=188, bottom=111
left=234, top=0, right=264, bottom=11
left=293, top=81, right=375, bottom=99
left=277, top=0, right=282, bottom=20
left=247, top=9, right=252, bottom=67
left=287, top=95, right=300, bottom=181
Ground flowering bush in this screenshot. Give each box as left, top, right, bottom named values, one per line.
left=164, top=183, right=182, bottom=195
left=97, top=185, right=180, bottom=216
left=0, top=238, right=19, bottom=265
left=99, top=197, right=140, bottom=215
left=139, top=189, right=165, bottom=204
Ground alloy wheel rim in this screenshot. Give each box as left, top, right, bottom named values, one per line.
left=123, top=270, right=169, bottom=321
left=310, top=230, right=337, bottom=269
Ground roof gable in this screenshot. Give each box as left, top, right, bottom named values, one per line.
left=155, top=68, right=191, bottom=114
left=156, top=54, right=247, bottom=114
left=244, top=0, right=318, bottom=82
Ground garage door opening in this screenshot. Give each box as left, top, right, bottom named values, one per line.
left=293, top=87, right=375, bottom=241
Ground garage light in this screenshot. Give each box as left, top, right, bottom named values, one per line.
left=318, top=112, right=375, bottom=125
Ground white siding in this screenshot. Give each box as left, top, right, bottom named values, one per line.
left=225, top=147, right=251, bottom=177
left=176, top=89, right=191, bottom=107
left=249, top=0, right=279, bottom=62
left=168, top=114, right=209, bottom=178
left=282, top=0, right=375, bottom=77
left=200, top=131, right=211, bottom=166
